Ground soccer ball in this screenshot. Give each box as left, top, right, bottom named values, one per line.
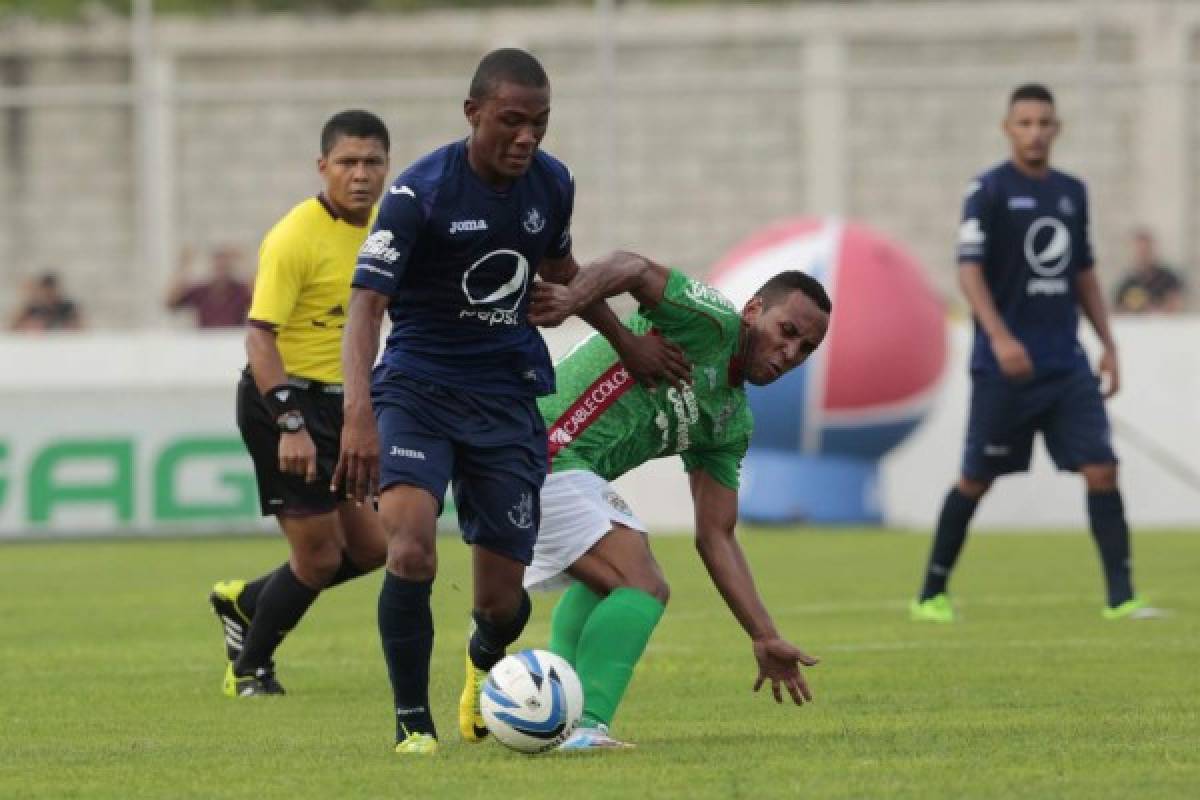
left=481, top=649, right=583, bottom=753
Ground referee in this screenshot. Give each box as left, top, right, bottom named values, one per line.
left=209, top=110, right=391, bottom=697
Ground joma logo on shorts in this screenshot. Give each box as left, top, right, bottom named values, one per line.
left=389, top=446, right=426, bottom=460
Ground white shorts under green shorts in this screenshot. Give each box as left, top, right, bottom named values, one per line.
left=524, top=469, right=647, bottom=593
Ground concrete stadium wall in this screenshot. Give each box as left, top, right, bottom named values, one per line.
left=0, top=317, right=1197, bottom=538
left=2, top=1, right=1200, bottom=327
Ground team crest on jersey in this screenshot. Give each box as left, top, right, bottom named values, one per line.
left=523, top=208, right=546, bottom=235
left=602, top=490, right=633, bottom=517
left=1058, top=196, right=1075, bottom=216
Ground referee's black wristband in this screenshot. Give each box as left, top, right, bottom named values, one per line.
left=263, top=384, right=301, bottom=417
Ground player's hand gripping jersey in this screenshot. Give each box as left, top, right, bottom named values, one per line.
left=958, top=161, right=1094, bottom=376
left=540, top=270, right=753, bottom=490
left=352, top=139, right=574, bottom=396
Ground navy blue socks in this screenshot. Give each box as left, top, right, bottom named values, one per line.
left=379, top=572, right=437, bottom=740
left=1086, top=490, right=1135, bottom=607
left=919, top=488, right=980, bottom=601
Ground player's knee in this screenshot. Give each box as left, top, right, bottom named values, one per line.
left=645, top=577, right=670, bottom=605
left=292, top=542, right=343, bottom=587
left=957, top=477, right=992, bottom=500
left=1082, top=463, right=1118, bottom=492
left=386, top=539, right=436, bottom=580
left=624, top=573, right=672, bottom=604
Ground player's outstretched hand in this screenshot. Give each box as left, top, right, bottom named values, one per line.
left=279, top=429, right=319, bottom=483
left=1098, top=346, right=1119, bottom=398
left=620, top=331, right=692, bottom=390
left=752, top=636, right=819, bottom=706
left=332, top=410, right=380, bottom=505
left=528, top=280, right=578, bottom=327
left=993, top=333, right=1034, bottom=382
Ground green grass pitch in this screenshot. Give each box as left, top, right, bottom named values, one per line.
left=2, top=529, right=1197, bottom=799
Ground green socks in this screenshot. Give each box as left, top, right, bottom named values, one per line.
left=549, top=581, right=603, bottom=664
left=574, top=587, right=665, bottom=728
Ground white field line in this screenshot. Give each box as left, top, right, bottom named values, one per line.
left=663, top=594, right=1098, bottom=621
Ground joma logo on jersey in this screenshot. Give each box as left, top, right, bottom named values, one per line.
left=449, top=219, right=488, bottom=235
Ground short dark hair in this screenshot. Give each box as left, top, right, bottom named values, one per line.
left=1009, top=83, right=1055, bottom=107
left=320, top=109, right=390, bottom=156
left=753, top=271, right=832, bottom=315
left=469, top=48, right=549, bottom=101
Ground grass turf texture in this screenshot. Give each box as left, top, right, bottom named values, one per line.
left=2, top=529, right=1197, bottom=799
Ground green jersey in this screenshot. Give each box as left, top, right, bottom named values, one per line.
left=540, top=269, right=753, bottom=490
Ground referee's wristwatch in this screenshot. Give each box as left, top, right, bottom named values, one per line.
left=276, top=411, right=306, bottom=434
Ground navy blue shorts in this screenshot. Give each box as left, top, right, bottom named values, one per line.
left=373, top=370, right=547, bottom=565
left=962, top=368, right=1116, bottom=480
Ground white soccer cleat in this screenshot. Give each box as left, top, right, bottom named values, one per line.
left=557, top=723, right=634, bottom=751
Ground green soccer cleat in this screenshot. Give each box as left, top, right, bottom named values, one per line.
left=1102, top=596, right=1169, bottom=621
left=395, top=732, right=439, bottom=756
left=458, top=643, right=489, bottom=743
left=910, top=593, right=956, bottom=623
left=209, top=579, right=251, bottom=664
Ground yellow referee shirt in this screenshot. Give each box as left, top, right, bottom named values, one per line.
left=247, top=196, right=375, bottom=384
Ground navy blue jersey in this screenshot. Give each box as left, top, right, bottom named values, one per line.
left=353, top=139, right=574, bottom=396
left=957, top=161, right=1094, bottom=375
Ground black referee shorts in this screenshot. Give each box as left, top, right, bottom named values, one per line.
left=237, top=369, right=344, bottom=517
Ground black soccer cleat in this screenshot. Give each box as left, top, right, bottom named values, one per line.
left=223, top=663, right=287, bottom=698
left=209, top=579, right=250, bottom=664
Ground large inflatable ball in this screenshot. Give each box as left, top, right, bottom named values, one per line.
left=710, top=217, right=946, bottom=523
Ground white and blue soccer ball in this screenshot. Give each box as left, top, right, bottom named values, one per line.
left=481, top=649, right=583, bottom=753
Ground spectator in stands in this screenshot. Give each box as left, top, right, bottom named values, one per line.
left=167, top=245, right=252, bottom=327
left=1113, top=228, right=1186, bottom=314
left=9, top=272, right=83, bottom=332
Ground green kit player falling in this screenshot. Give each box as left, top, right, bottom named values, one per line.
left=508, top=250, right=832, bottom=749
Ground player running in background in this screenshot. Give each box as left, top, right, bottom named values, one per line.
left=522, top=250, right=831, bottom=749
left=910, top=84, right=1162, bottom=623
left=209, top=110, right=391, bottom=697
left=334, top=49, right=689, bottom=756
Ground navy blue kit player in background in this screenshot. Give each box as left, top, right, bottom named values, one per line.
left=910, top=84, right=1164, bottom=624
left=333, top=48, right=690, bottom=756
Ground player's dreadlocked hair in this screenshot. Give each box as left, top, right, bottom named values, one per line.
left=1009, top=83, right=1055, bottom=107
left=320, top=110, right=390, bottom=156
left=469, top=48, right=549, bottom=101
left=753, top=271, right=832, bottom=315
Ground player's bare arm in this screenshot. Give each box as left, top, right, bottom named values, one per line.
left=332, top=288, right=389, bottom=503
left=689, top=468, right=818, bottom=706
left=534, top=252, right=691, bottom=388
left=246, top=322, right=318, bottom=482
left=531, top=250, right=673, bottom=321
left=1075, top=268, right=1120, bottom=398
left=959, top=262, right=1033, bottom=381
